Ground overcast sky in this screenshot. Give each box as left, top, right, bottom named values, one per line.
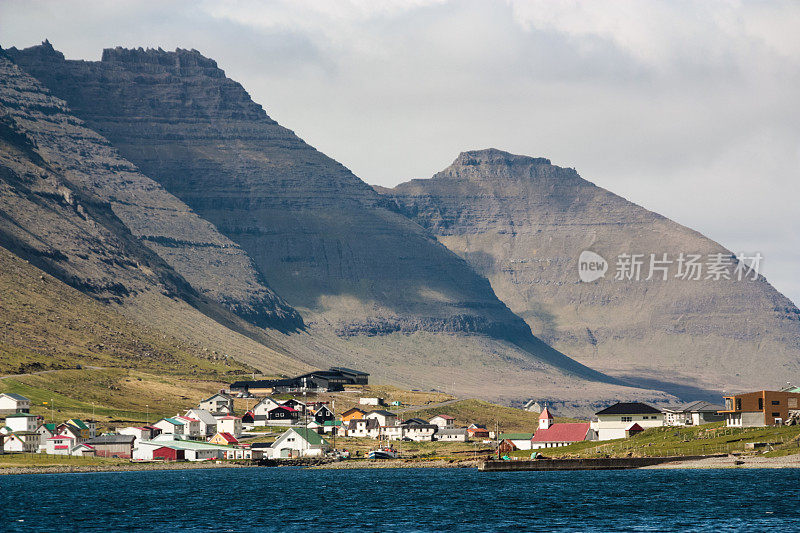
left=2, top=0, right=799, bottom=304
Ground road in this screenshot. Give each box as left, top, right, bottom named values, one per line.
left=391, top=397, right=470, bottom=414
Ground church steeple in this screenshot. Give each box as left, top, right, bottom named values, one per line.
left=539, top=406, right=554, bottom=430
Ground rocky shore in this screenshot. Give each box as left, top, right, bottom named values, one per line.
left=0, top=461, right=251, bottom=476
left=644, top=453, right=800, bottom=469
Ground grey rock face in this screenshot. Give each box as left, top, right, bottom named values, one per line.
left=385, top=149, right=800, bottom=394
left=1, top=45, right=303, bottom=332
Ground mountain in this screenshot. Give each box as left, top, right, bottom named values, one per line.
left=0, top=52, right=310, bottom=376
left=383, top=149, right=800, bottom=397
left=3, top=43, right=675, bottom=407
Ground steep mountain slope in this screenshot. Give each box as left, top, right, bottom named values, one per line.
left=3, top=43, right=679, bottom=406
left=0, top=53, right=310, bottom=375
left=384, top=149, right=800, bottom=395
left=0, top=46, right=302, bottom=333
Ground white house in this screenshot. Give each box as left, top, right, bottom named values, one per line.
left=0, top=393, right=31, bottom=415
left=216, top=415, right=243, bottom=438
left=347, top=418, right=380, bottom=438
left=198, top=392, right=235, bottom=415
left=2, top=432, right=39, bottom=453
left=662, top=401, right=725, bottom=426
left=70, top=443, right=96, bottom=457
left=270, top=428, right=330, bottom=458
left=174, top=416, right=202, bottom=438
left=359, top=397, right=385, bottom=406
left=402, top=422, right=437, bottom=442
left=36, top=423, right=56, bottom=452
left=591, top=402, right=664, bottom=441
left=251, top=397, right=282, bottom=426
left=429, top=415, right=455, bottom=429
left=153, top=417, right=186, bottom=437
left=499, top=433, right=535, bottom=451
left=435, top=428, right=469, bottom=442
left=184, top=409, right=218, bottom=437
left=4, top=413, right=39, bottom=433
left=365, top=410, right=397, bottom=427
left=46, top=435, right=76, bottom=455
left=133, top=435, right=227, bottom=461
left=119, top=426, right=161, bottom=443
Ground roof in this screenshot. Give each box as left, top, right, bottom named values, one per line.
left=270, top=405, right=297, bottom=413
left=217, top=415, right=240, bottom=420
left=184, top=409, right=218, bottom=425
left=349, top=418, right=379, bottom=430
left=48, top=435, right=75, bottom=440
left=663, top=401, right=726, bottom=414
left=539, top=407, right=553, bottom=420
left=214, top=432, right=238, bottom=444
left=595, top=402, right=661, bottom=416
left=532, top=423, right=590, bottom=443
left=430, top=414, right=454, bottom=420
left=160, top=417, right=185, bottom=426
left=329, top=367, right=369, bottom=376
left=67, top=419, right=89, bottom=430
left=499, top=433, right=535, bottom=440
left=626, top=422, right=644, bottom=431
left=86, top=435, right=136, bottom=445
left=176, top=416, right=200, bottom=423
left=342, top=408, right=365, bottom=415
left=0, top=393, right=29, bottom=401
left=201, top=392, right=232, bottom=403
left=435, top=428, right=467, bottom=436
left=4, top=413, right=38, bottom=418
left=404, top=418, right=428, bottom=425
left=366, top=410, right=396, bottom=417
left=322, top=420, right=343, bottom=426
left=288, top=428, right=329, bottom=446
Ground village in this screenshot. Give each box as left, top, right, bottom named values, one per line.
left=2, top=367, right=800, bottom=466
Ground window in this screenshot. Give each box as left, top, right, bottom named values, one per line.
left=621, top=416, right=633, bottom=422
left=758, top=398, right=763, bottom=410
left=736, top=399, right=742, bottom=410
left=789, top=398, right=798, bottom=408
left=772, top=412, right=780, bottom=417
left=771, top=400, right=780, bottom=405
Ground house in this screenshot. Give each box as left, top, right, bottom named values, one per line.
left=498, top=433, right=535, bottom=451
left=400, top=419, right=438, bottom=441
left=2, top=432, right=39, bottom=453
left=216, top=415, right=243, bottom=437
left=312, top=405, right=335, bottom=424
left=341, top=408, right=366, bottom=422
left=4, top=413, right=39, bottom=433
left=208, top=432, right=239, bottom=446
left=37, top=423, right=57, bottom=451
left=662, top=401, right=725, bottom=426
left=251, top=397, right=282, bottom=426
left=365, top=410, right=397, bottom=427
left=198, top=391, right=235, bottom=415
left=347, top=418, right=381, bottom=438
left=429, top=415, right=455, bottom=429
left=184, top=409, right=218, bottom=437
left=56, top=424, right=86, bottom=444
left=270, top=428, right=330, bottom=458
left=225, top=447, right=263, bottom=460
left=153, top=417, right=186, bottom=437
left=531, top=408, right=593, bottom=449
left=281, top=398, right=307, bottom=414
left=321, top=420, right=343, bottom=434
left=174, top=416, right=202, bottom=438
left=435, top=428, right=469, bottom=442
left=119, top=426, right=161, bottom=442
left=70, top=443, right=96, bottom=457
left=85, top=434, right=136, bottom=458
left=592, top=402, right=664, bottom=440
left=329, top=367, right=370, bottom=385
left=383, top=424, right=405, bottom=440
left=524, top=400, right=544, bottom=413
left=359, top=397, right=385, bottom=407
left=64, top=419, right=94, bottom=439
left=0, top=393, right=31, bottom=414
left=266, top=405, right=299, bottom=425
left=467, top=424, right=491, bottom=440
left=46, top=435, right=76, bottom=455
left=719, top=390, right=800, bottom=427
left=133, top=436, right=228, bottom=461
left=230, top=367, right=368, bottom=395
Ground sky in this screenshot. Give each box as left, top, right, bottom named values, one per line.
left=2, top=0, right=799, bottom=304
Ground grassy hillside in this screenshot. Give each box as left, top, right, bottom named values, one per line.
left=0, top=246, right=255, bottom=376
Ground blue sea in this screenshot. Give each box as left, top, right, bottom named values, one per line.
left=2, top=467, right=799, bottom=531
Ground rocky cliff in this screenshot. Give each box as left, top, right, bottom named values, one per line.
left=1, top=44, right=681, bottom=406
left=384, top=149, right=800, bottom=396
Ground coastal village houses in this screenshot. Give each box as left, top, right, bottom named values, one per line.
left=531, top=408, right=594, bottom=449
left=0, top=393, right=31, bottom=415
left=198, top=391, right=235, bottom=414
left=662, top=401, right=725, bottom=426
left=270, top=428, right=330, bottom=458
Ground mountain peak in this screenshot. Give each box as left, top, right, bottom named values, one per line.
left=100, top=46, right=220, bottom=70
left=455, top=148, right=551, bottom=168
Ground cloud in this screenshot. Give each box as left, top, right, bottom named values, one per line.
left=0, top=0, right=798, bottom=304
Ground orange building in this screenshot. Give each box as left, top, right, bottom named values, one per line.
left=719, top=390, right=800, bottom=427
left=340, top=408, right=366, bottom=422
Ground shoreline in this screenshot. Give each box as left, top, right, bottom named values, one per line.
left=3, top=453, right=799, bottom=475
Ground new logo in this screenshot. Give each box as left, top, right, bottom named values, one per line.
left=578, top=250, right=607, bottom=282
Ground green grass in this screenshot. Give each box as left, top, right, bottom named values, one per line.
left=0, top=453, right=129, bottom=469
left=507, top=422, right=800, bottom=459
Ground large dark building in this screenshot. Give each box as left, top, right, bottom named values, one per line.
left=230, top=367, right=369, bottom=394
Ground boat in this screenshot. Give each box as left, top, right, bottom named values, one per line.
left=368, top=447, right=398, bottom=459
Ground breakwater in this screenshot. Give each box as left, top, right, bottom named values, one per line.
left=478, top=455, right=725, bottom=471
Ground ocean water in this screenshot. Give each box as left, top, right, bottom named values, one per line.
left=2, top=467, right=799, bottom=531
